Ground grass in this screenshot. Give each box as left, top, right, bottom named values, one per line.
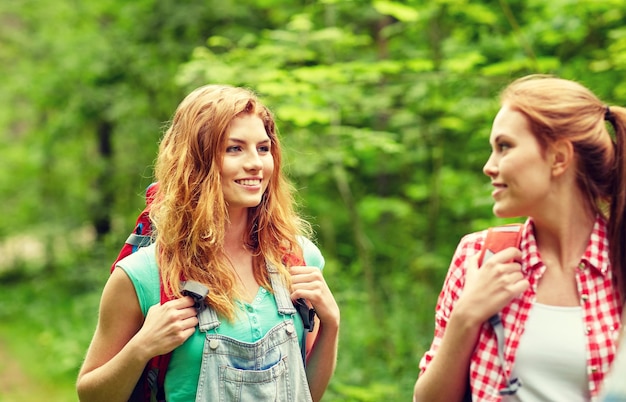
left=0, top=320, right=79, bottom=402
left=0, top=261, right=103, bottom=402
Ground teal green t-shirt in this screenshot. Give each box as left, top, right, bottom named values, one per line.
left=118, top=238, right=324, bottom=402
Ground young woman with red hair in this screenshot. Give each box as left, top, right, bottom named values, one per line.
left=77, top=85, right=340, bottom=402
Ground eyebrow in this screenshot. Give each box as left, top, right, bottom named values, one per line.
left=491, top=134, right=508, bottom=143
left=227, top=138, right=271, bottom=145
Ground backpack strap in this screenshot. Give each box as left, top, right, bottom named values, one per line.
left=140, top=278, right=176, bottom=402
left=477, top=224, right=523, bottom=265
left=478, top=224, right=524, bottom=396
left=110, top=183, right=159, bottom=273
left=126, top=232, right=152, bottom=249
left=139, top=281, right=209, bottom=402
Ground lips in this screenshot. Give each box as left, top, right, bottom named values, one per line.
left=491, top=182, right=506, bottom=197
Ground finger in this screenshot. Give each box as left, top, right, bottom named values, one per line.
left=291, top=278, right=324, bottom=293
left=289, top=265, right=320, bottom=276
left=164, top=296, right=196, bottom=309
left=181, top=315, right=199, bottom=330
left=504, top=269, right=526, bottom=282
left=292, top=282, right=330, bottom=304
left=490, top=247, right=522, bottom=264
left=291, top=276, right=319, bottom=288
left=289, top=267, right=322, bottom=277
left=177, top=306, right=200, bottom=320
left=508, top=278, right=530, bottom=297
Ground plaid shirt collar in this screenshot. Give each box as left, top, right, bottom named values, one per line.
left=520, top=215, right=610, bottom=277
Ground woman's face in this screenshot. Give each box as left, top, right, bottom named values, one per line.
left=483, top=105, right=554, bottom=218
left=220, top=114, right=274, bottom=214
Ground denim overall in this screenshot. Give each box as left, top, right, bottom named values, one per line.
left=194, top=263, right=313, bottom=402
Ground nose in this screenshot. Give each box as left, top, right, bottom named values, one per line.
left=483, top=153, right=497, bottom=178
left=244, top=150, right=263, bottom=171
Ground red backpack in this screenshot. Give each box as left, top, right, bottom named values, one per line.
left=111, top=182, right=314, bottom=402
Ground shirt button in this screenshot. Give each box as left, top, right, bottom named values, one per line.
left=246, top=305, right=254, bottom=312
left=585, top=326, right=592, bottom=335
left=261, top=288, right=267, bottom=293
left=581, top=294, right=589, bottom=302
left=578, top=262, right=586, bottom=270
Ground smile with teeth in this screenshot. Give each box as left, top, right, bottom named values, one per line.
left=236, top=179, right=262, bottom=186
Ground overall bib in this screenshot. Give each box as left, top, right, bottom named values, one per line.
left=195, top=263, right=313, bottom=402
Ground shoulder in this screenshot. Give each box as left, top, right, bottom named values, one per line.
left=298, top=236, right=325, bottom=270
left=452, top=229, right=489, bottom=261
left=116, top=242, right=157, bottom=264
left=444, top=227, right=498, bottom=286
left=116, top=243, right=158, bottom=275
left=114, top=243, right=160, bottom=315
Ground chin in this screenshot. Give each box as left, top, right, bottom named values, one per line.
left=493, top=205, right=513, bottom=219
left=493, top=207, right=524, bottom=220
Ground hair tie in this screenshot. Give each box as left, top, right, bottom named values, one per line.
left=605, top=106, right=616, bottom=126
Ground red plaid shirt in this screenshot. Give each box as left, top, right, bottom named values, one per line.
left=419, top=216, right=623, bottom=401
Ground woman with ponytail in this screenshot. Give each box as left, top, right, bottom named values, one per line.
left=414, top=75, right=625, bottom=402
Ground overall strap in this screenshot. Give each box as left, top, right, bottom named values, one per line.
left=197, top=304, right=221, bottom=333
left=197, top=261, right=298, bottom=332
left=182, top=281, right=216, bottom=333
left=267, top=260, right=308, bottom=364
left=266, top=261, right=297, bottom=316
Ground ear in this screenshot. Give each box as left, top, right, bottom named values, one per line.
left=550, top=139, right=574, bottom=177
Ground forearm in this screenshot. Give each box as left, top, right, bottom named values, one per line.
left=77, top=337, right=151, bottom=402
left=305, top=319, right=340, bottom=402
left=413, top=308, right=482, bottom=402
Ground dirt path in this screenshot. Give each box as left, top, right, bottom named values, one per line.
left=0, top=340, right=33, bottom=401
left=0, top=338, right=76, bottom=402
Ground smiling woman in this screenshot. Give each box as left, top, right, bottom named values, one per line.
left=76, top=85, right=340, bottom=402
left=413, top=75, right=626, bottom=402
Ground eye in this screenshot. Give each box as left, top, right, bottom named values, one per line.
left=226, top=145, right=242, bottom=153
left=497, top=141, right=511, bottom=152
left=258, top=144, right=271, bottom=153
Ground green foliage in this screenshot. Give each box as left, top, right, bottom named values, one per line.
left=1, top=0, right=626, bottom=400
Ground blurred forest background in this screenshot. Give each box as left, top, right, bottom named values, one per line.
left=1, top=0, right=625, bottom=400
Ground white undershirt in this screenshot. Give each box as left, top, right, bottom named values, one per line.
left=503, top=302, right=590, bottom=402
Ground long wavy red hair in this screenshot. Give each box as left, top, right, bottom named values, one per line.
left=151, top=85, right=311, bottom=320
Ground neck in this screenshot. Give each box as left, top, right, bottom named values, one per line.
left=222, top=210, right=259, bottom=301
left=224, top=208, right=249, bottom=249
left=531, top=208, right=596, bottom=273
